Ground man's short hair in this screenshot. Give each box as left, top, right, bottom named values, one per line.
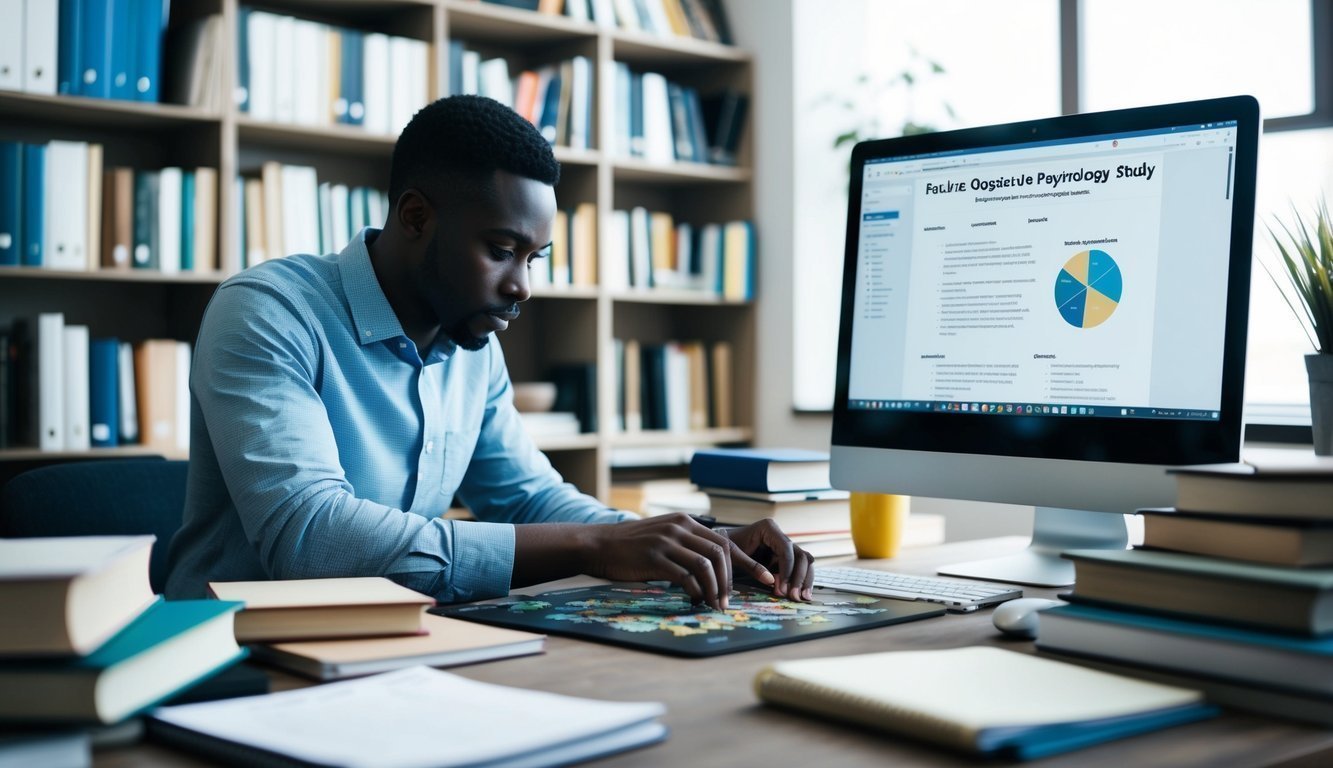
left=388, top=95, right=561, bottom=207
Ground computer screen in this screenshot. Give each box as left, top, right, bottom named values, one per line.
left=830, top=96, right=1259, bottom=586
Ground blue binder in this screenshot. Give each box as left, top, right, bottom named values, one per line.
left=133, top=0, right=166, bottom=102
left=57, top=0, right=84, bottom=95
left=80, top=0, right=115, bottom=99
left=89, top=337, right=120, bottom=447
left=0, top=142, right=21, bottom=267
left=21, top=144, right=45, bottom=267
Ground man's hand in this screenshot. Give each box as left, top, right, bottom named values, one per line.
left=511, top=514, right=814, bottom=610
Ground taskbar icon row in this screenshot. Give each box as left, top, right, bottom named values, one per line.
left=849, top=400, right=1221, bottom=421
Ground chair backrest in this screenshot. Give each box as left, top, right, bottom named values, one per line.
left=0, top=459, right=189, bottom=593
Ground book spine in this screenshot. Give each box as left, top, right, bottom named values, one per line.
left=0, top=140, right=21, bottom=266
left=89, top=336, right=120, bottom=447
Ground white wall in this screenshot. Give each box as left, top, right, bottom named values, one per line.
left=729, top=0, right=1031, bottom=540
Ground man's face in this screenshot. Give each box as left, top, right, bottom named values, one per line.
left=417, top=171, right=556, bottom=351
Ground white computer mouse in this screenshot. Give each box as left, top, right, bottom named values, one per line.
left=991, top=597, right=1064, bottom=639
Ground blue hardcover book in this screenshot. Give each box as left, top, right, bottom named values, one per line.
left=180, top=169, right=195, bottom=271
left=89, top=337, right=119, bottom=447
left=132, top=0, right=166, bottom=102
left=343, top=30, right=364, bottom=126
left=235, top=6, right=250, bottom=112
left=21, top=144, right=45, bottom=267
left=537, top=68, right=562, bottom=145
left=1039, top=602, right=1333, bottom=698
left=0, top=599, right=246, bottom=725
left=57, top=0, right=84, bottom=95
left=79, top=0, right=114, bottom=98
left=689, top=448, right=831, bottom=493
left=109, top=0, right=136, bottom=100
left=338, top=27, right=360, bottom=124
left=132, top=170, right=159, bottom=269
left=447, top=39, right=464, bottom=97
left=629, top=70, right=644, bottom=157
left=0, top=141, right=21, bottom=266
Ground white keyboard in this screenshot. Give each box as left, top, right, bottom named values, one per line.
left=813, top=566, right=1022, bottom=613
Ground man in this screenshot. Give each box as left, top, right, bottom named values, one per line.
left=166, top=96, right=814, bottom=609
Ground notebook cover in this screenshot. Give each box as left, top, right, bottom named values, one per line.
left=437, top=582, right=942, bottom=657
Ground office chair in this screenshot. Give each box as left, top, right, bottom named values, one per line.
left=0, top=458, right=189, bottom=593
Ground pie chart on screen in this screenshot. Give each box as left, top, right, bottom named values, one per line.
left=1054, top=249, right=1122, bottom=329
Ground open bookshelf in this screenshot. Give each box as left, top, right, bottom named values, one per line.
left=0, top=0, right=755, bottom=501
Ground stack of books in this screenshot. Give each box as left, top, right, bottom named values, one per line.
left=0, top=536, right=245, bottom=727
left=210, top=577, right=546, bottom=681
left=689, top=448, right=856, bottom=556
left=1036, top=456, right=1333, bottom=725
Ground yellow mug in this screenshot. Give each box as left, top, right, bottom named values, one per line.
left=849, top=492, right=911, bottom=559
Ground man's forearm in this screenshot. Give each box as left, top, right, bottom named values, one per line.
left=510, top=523, right=600, bottom=587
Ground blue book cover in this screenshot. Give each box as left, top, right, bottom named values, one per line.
left=235, top=6, right=250, bottom=112
left=447, top=39, right=464, bottom=97
left=0, top=141, right=21, bottom=267
left=89, top=337, right=119, bottom=447
left=344, top=30, right=364, bottom=126
left=109, top=0, right=136, bottom=100
left=21, top=144, right=45, bottom=267
left=79, top=0, right=115, bottom=99
left=1051, top=603, right=1333, bottom=657
left=132, top=0, right=166, bottom=102
left=689, top=448, right=831, bottom=492
left=132, top=170, right=158, bottom=269
left=57, top=0, right=84, bottom=95
left=339, top=28, right=360, bottom=124
left=0, top=600, right=246, bottom=724
left=180, top=169, right=195, bottom=271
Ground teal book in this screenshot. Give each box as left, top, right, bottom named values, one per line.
left=180, top=170, right=195, bottom=271
left=1038, top=602, right=1333, bottom=699
left=0, top=600, right=246, bottom=725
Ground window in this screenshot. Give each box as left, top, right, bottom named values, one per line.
left=795, top=0, right=1327, bottom=428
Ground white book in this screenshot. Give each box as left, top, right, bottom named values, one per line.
left=639, top=72, right=674, bottom=164
left=149, top=666, right=666, bottom=768
left=279, top=165, right=320, bottom=257
left=174, top=342, right=191, bottom=453
left=641, top=0, right=673, bottom=37
left=460, top=49, right=480, bottom=96
left=157, top=167, right=182, bottom=274
left=675, top=222, right=697, bottom=290
left=611, top=0, right=640, bottom=31
left=0, top=0, right=23, bottom=90
left=246, top=12, right=277, bottom=120
left=329, top=183, right=350, bottom=253
left=362, top=33, right=390, bottom=135
left=629, top=206, right=651, bottom=289
left=388, top=37, right=428, bottom=136
left=699, top=222, right=721, bottom=296
left=612, top=62, right=632, bottom=158
left=22, top=0, right=56, bottom=94
left=118, top=341, right=139, bottom=444
left=36, top=312, right=64, bottom=451
left=272, top=15, right=296, bottom=123
left=477, top=57, right=513, bottom=108
left=44, top=140, right=89, bottom=271
left=292, top=20, right=323, bottom=126
left=665, top=342, right=690, bottom=432
left=569, top=55, right=592, bottom=150
left=605, top=209, right=630, bottom=290
left=61, top=325, right=90, bottom=451
left=589, top=0, right=618, bottom=29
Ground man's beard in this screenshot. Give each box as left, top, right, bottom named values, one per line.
left=444, top=317, right=490, bottom=352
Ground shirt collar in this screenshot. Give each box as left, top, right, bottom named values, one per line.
left=337, top=228, right=458, bottom=360
left=337, top=228, right=409, bottom=347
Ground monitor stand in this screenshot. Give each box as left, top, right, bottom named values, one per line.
left=935, top=507, right=1128, bottom=587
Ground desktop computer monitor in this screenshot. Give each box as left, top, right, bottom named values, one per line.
left=830, top=95, right=1260, bottom=587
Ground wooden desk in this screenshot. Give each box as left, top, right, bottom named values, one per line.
left=102, top=538, right=1333, bottom=767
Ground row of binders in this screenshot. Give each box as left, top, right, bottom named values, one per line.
left=484, top=0, right=734, bottom=46
left=0, top=140, right=218, bottom=273
left=0, top=313, right=190, bottom=453
left=611, top=65, right=747, bottom=166
left=0, top=0, right=167, bottom=101
left=607, top=209, right=753, bottom=299
left=447, top=43, right=594, bottom=151
left=234, top=162, right=389, bottom=270
left=238, top=8, right=430, bottom=136
left=613, top=338, right=732, bottom=433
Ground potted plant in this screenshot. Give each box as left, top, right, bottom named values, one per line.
left=1268, top=200, right=1333, bottom=454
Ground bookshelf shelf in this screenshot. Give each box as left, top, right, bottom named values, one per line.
left=0, top=446, right=187, bottom=461
left=235, top=117, right=398, bottom=155
left=0, top=0, right=756, bottom=504
left=0, top=267, right=227, bottom=285
left=612, top=159, right=750, bottom=184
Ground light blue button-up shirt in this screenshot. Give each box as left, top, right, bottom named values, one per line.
left=165, top=229, right=629, bottom=602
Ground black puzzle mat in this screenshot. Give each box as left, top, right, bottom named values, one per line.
left=434, top=582, right=944, bottom=657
